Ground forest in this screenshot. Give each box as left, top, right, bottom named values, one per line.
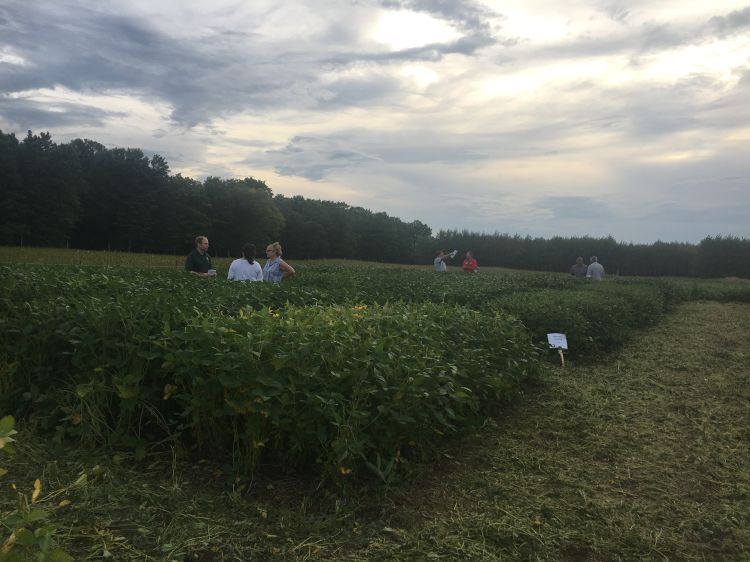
left=1, top=129, right=748, bottom=277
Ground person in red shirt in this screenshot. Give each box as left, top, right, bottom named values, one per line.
left=462, top=250, right=478, bottom=273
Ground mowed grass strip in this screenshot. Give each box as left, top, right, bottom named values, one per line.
left=356, top=301, right=750, bottom=561
left=3, top=302, right=748, bottom=560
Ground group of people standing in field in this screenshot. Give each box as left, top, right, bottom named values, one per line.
left=434, top=249, right=605, bottom=280
left=188, top=237, right=604, bottom=282
left=570, top=255, right=605, bottom=281
left=185, top=236, right=295, bottom=284
left=434, top=250, right=479, bottom=273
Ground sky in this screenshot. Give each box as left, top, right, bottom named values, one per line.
left=1, top=0, right=749, bottom=243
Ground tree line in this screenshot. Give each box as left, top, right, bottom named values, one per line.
left=1, top=130, right=747, bottom=278
left=431, top=230, right=749, bottom=278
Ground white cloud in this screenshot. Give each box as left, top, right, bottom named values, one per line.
left=371, top=10, right=463, bottom=50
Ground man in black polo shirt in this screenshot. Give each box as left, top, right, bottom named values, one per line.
left=185, top=235, right=215, bottom=277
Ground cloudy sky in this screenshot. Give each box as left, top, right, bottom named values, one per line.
left=1, top=1, right=749, bottom=243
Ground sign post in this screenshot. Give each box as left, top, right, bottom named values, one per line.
left=547, top=333, right=568, bottom=368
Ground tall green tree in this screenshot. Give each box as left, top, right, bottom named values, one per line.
left=203, top=177, right=284, bottom=257
left=150, top=174, right=211, bottom=254
left=0, top=131, right=25, bottom=244
left=696, top=235, right=750, bottom=278
left=5, top=131, right=84, bottom=246
left=72, top=147, right=162, bottom=251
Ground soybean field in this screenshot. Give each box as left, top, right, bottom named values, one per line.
left=1, top=251, right=749, bottom=561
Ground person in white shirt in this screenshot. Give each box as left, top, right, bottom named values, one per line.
left=586, top=255, right=605, bottom=281
left=227, top=243, right=263, bottom=281
left=434, top=249, right=457, bottom=272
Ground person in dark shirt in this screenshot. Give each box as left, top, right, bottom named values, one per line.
left=185, top=235, right=215, bottom=277
left=570, top=256, right=588, bottom=278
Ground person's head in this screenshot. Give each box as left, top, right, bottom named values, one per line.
left=576, top=256, right=584, bottom=265
left=266, top=242, right=283, bottom=259
left=590, top=256, right=598, bottom=263
left=436, top=250, right=445, bottom=257
left=195, top=236, right=209, bottom=253
left=466, top=250, right=473, bottom=258
left=242, top=243, right=256, bottom=264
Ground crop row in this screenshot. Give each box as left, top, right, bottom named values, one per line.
left=0, top=277, right=540, bottom=481
left=3, top=265, right=748, bottom=482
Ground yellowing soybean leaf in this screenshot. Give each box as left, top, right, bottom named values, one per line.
left=0, top=415, right=15, bottom=434
left=31, top=478, right=41, bottom=502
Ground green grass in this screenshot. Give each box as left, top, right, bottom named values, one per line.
left=368, top=300, right=750, bottom=561
left=4, top=301, right=749, bottom=560
left=0, top=245, right=187, bottom=268
left=0, top=245, right=543, bottom=274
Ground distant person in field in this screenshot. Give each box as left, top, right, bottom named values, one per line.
left=462, top=250, right=478, bottom=273
left=263, top=242, right=295, bottom=284
left=570, top=256, right=588, bottom=278
left=434, top=250, right=456, bottom=272
left=185, top=235, right=215, bottom=277
left=586, top=255, right=605, bottom=281
left=227, top=243, right=263, bottom=282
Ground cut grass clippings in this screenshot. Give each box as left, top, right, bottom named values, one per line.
left=2, top=301, right=749, bottom=560
left=362, top=300, right=750, bottom=561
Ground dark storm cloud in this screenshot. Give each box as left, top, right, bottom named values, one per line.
left=378, top=0, right=498, bottom=31
left=244, top=124, right=560, bottom=182
left=316, top=75, right=402, bottom=108
left=520, top=5, right=750, bottom=65
left=0, top=2, right=368, bottom=127
left=708, top=5, right=750, bottom=35
left=263, top=136, right=381, bottom=181
left=0, top=96, right=124, bottom=129
left=0, top=3, right=192, bottom=91
left=0, top=0, right=504, bottom=131
left=603, top=3, right=631, bottom=25
left=0, top=1, right=235, bottom=126
left=263, top=130, right=479, bottom=178
left=356, top=128, right=560, bottom=164
left=322, top=33, right=496, bottom=65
